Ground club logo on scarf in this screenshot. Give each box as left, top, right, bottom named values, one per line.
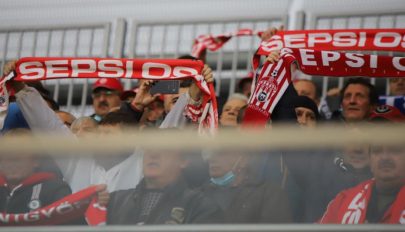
left=28, top=199, right=41, bottom=211
left=400, top=210, right=405, bottom=224
left=271, top=69, right=279, bottom=77
left=256, top=76, right=278, bottom=102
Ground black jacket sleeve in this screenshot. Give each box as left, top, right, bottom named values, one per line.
left=119, top=102, right=144, bottom=123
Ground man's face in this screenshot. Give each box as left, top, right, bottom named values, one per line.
left=343, top=145, right=370, bottom=170
left=143, top=150, right=187, bottom=187
left=163, top=88, right=188, bottom=114
left=219, top=98, right=247, bottom=127
left=370, top=146, right=405, bottom=183
left=208, top=152, right=241, bottom=178
left=389, top=78, right=405, bottom=96
left=92, top=88, right=121, bottom=117
left=342, top=84, right=374, bottom=122
left=294, top=80, right=317, bottom=103
left=295, top=107, right=316, bottom=128
left=0, top=156, right=38, bottom=184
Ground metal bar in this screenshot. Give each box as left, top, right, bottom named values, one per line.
left=31, top=30, right=38, bottom=56
left=128, top=22, right=138, bottom=59
left=0, top=224, right=404, bottom=232
left=0, top=23, right=109, bottom=33
left=80, top=28, right=96, bottom=116
left=229, top=22, right=241, bottom=96
left=66, top=29, right=80, bottom=112
left=16, top=31, right=24, bottom=58
left=45, top=30, right=51, bottom=56
left=174, top=23, right=182, bottom=58
left=53, top=29, right=66, bottom=102
left=246, top=21, right=257, bottom=73
left=146, top=26, right=154, bottom=58
left=215, top=23, right=225, bottom=97
left=101, top=23, right=111, bottom=57
left=113, top=19, right=130, bottom=90
left=159, top=25, right=167, bottom=58
left=112, top=18, right=126, bottom=58
left=0, top=32, right=10, bottom=77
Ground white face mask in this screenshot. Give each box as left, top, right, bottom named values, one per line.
left=210, top=155, right=243, bottom=186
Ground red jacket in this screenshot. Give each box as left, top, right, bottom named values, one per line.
left=319, top=179, right=405, bottom=224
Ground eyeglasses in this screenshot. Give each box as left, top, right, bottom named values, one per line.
left=92, top=90, right=119, bottom=99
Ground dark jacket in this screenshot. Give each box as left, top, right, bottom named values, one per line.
left=283, top=150, right=373, bottom=222
left=0, top=172, right=72, bottom=214
left=107, top=177, right=223, bottom=225
left=91, top=102, right=143, bottom=122
left=201, top=179, right=292, bottom=223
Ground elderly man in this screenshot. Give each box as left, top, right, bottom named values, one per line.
left=320, top=145, right=405, bottom=224
left=107, top=149, right=223, bottom=224
left=202, top=151, right=291, bottom=223
left=338, top=77, right=379, bottom=123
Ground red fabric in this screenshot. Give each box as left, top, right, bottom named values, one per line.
left=0, top=58, right=218, bottom=132
left=369, top=105, right=405, bottom=122
left=319, top=179, right=405, bottom=224
left=191, top=28, right=405, bottom=70
left=18, top=172, right=56, bottom=188
left=92, top=78, right=124, bottom=93
left=242, top=52, right=295, bottom=127
left=0, top=185, right=104, bottom=226
left=191, top=28, right=262, bottom=58
left=0, top=172, right=56, bottom=190
left=243, top=48, right=405, bottom=126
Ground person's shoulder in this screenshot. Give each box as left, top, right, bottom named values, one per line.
left=41, top=177, right=71, bottom=191
left=110, top=188, right=136, bottom=200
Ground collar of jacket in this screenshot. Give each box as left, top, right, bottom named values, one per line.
left=132, top=176, right=188, bottom=200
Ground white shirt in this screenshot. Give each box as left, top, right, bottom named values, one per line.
left=16, top=86, right=143, bottom=193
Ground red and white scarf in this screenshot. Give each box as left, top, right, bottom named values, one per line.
left=319, top=179, right=405, bottom=224
left=253, top=29, right=405, bottom=70
left=243, top=47, right=405, bottom=126
left=191, top=28, right=405, bottom=69
left=191, top=28, right=405, bottom=126
left=0, top=58, right=218, bottom=133
left=191, top=28, right=263, bottom=58
left=0, top=184, right=105, bottom=226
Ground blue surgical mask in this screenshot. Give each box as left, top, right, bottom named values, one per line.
left=210, top=171, right=235, bottom=186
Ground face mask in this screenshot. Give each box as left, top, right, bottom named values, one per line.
left=210, top=171, right=235, bottom=186
left=210, top=155, right=243, bottom=186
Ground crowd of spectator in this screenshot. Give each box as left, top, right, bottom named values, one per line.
left=0, top=26, right=404, bottom=226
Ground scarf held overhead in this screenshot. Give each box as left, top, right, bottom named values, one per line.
left=242, top=48, right=405, bottom=126
left=0, top=58, right=218, bottom=132
left=191, top=28, right=405, bottom=67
